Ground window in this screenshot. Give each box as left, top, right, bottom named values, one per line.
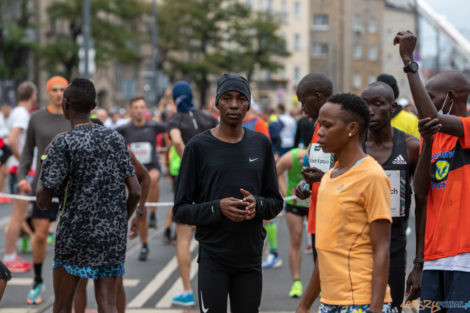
left=353, top=14, right=363, bottom=33
left=267, top=0, right=273, bottom=13
left=353, top=73, right=362, bottom=89
left=246, top=0, right=253, bottom=8
left=368, top=16, right=377, bottom=33
left=294, top=34, right=301, bottom=51
left=294, top=67, right=301, bottom=83
left=368, top=46, right=378, bottom=61
left=353, top=44, right=362, bottom=59
left=313, top=14, right=329, bottom=30
left=281, top=0, right=287, bottom=21
left=311, top=42, right=329, bottom=58
left=368, top=73, right=376, bottom=84
left=294, top=2, right=301, bottom=19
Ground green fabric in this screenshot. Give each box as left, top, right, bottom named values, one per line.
left=286, top=148, right=306, bottom=206
left=264, top=221, right=277, bottom=252
left=169, top=146, right=182, bottom=176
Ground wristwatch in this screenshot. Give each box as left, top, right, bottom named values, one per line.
left=403, top=61, right=419, bottom=73
left=136, top=209, right=145, bottom=216
left=413, top=257, right=424, bottom=265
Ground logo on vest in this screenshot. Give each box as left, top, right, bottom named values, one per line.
left=435, top=160, right=450, bottom=181
left=392, top=154, right=407, bottom=165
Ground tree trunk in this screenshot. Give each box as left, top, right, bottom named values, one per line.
left=199, top=72, right=208, bottom=109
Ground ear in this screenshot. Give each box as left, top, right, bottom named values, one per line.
left=91, top=102, right=97, bottom=111
left=346, top=121, right=361, bottom=137
left=391, top=101, right=398, bottom=113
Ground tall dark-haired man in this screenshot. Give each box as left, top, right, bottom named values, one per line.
left=117, top=97, right=166, bottom=261
left=361, top=82, right=424, bottom=310
left=173, top=73, right=283, bottom=313
left=37, top=78, right=141, bottom=313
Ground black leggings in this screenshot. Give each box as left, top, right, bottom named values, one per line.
left=198, top=251, right=262, bottom=313
left=389, top=220, right=407, bottom=313
left=311, top=234, right=318, bottom=262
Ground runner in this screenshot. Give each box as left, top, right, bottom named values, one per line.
left=173, top=73, right=283, bottom=313
left=166, top=81, right=218, bottom=306
left=361, top=82, right=424, bottom=312
left=73, top=120, right=150, bottom=313
left=117, top=96, right=166, bottom=261
left=2, top=81, right=37, bottom=274
left=276, top=147, right=309, bottom=297
left=395, top=30, right=470, bottom=309
left=294, top=72, right=334, bottom=262
left=37, top=78, right=141, bottom=313
left=278, top=104, right=297, bottom=156
left=296, top=93, right=392, bottom=313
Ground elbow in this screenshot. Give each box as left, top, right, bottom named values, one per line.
left=130, top=185, right=141, bottom=203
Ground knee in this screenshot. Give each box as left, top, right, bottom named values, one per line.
left=149, top=172, right=160, bottom=185
left=34, top=231, right=48, bottom=245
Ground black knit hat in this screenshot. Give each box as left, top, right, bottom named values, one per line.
left=215, top=73, right=251, bottom=108
left=377, top=73, right=399, bottom=99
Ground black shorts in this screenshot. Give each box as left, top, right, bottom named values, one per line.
left=31, top=202, right=59, bottom=221
left=0, top=261, right=11, bottom=281
left=285, top=203, right=309, bottom=217
left=144, top=162, right=161, bottom=172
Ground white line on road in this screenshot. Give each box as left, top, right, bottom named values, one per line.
left=8, top=277, right=140, bottom=287
left=155, top=252, right=199, bottom=308
left=127, top=239, right=198, bottom=308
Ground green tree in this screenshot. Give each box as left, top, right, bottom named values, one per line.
left=37, top=0, right=149, bottom=80
left=157, top=0, right=289, bottom=107
left=0, top=0, right=35, bottom=81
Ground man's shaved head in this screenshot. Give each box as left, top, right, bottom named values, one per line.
left=362, top=82, right=395, bottom=103
left=426, top=70, right=470, bottom=95
left=297, top=73, right=333, bottom=97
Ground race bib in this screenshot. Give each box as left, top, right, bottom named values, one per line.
left=130, top=142, right=152, bottom=165
left=308, top=143, right=334, bottom=173
left=385, top=170, right=403, bottom=217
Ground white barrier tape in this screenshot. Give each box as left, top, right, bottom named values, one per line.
left=0, top=193, right=299, bottom=208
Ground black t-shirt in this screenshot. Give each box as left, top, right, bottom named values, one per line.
left=294, top=116, right=315, bottom=147
left=173, top=129, right=283, bottom=268
left=166, top=110, right=218, bottom=145
left=117, top=120, right=166, bottom=167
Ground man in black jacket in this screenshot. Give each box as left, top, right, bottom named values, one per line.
left=173, top=73, right=283, bottom=313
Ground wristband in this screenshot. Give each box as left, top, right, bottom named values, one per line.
left=136, top=209, right=145, bottom=216
left=413, top=257, right=424, bottom=265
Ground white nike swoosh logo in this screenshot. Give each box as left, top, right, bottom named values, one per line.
left=249, top=158, right=258, bottom=162
left=201, top=291, right=209, bottom=313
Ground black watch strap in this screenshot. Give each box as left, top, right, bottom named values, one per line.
left=403, top=61, right=419, bottom=73
left=413, top=257, right=424, bottom=265
left=136, top=209, right=145, bottom=216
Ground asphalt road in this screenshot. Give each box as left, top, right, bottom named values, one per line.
left=0, top=173, right=417, bottom=313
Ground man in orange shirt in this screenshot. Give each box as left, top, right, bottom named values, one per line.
left=395, top=31, right=470, bottom=308
left=296, top=93, right=392, bottom=313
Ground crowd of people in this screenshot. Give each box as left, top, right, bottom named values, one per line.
left=0, top=30, right=468, bottom=313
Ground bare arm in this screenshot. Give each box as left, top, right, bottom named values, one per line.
left=7, top=127, right=22, bottom=160
left=169, top=128, right=185, bottom=158
left=369, top=219, right=391, bottom=312
left=125, top=176, right=141, bottom=220
left=296, top=259, right=320, bottom=313
left=394, top=31, right=464, bottom=137
left=128, top=151, right=150, bottom=238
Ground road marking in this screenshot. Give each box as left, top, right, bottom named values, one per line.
left=8, top=277, right=140, bottom=287
left=155, top=252, right=198, bottom=308
left=127, top=239, right=198, bottom=308
left=0, top=309, right=39, bottom=313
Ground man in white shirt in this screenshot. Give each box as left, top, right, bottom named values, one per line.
left=278, top=104, right=297, bottom=156
left=3, top=81, right=36, bottom=273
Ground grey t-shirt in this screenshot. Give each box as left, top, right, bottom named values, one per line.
left=18, top=109, right=71, bottom=193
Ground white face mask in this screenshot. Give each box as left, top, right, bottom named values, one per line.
left=438, top=93, right=453, bottom=115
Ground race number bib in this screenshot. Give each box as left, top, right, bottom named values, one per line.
left=384, top=170, right=403, bottom=217
left=130, top=142, right=152, bottom=165
left=308, top=143, right=334, bottom=173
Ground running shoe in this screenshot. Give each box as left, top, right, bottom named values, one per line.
left=262, top=253, right=283, bottom=269
left=162, top=228, right=171, bottom=244
left=47, top=233, right=55, bottom=244
left=138, top=246, right=149, bottom=261
left=289, top=280, right=303, bottom=298
left=303, top=245, right=313, bottom=254
left=4, top=256, right=32, bottom=273
left=172, top=292, right=195, bottom=306
left=19, top=237, right=31, bottom=253
left=26, top=282, right=45, bottom=304
left=149, top=212, right=157, bottom=229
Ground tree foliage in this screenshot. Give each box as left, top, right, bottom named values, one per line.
left=157, top=0, right=289, bottom=107
left=0, top=0, right=35, bottom=81
left=37, top=0, right=149, bottom=80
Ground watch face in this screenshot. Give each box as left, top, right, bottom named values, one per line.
left=410, top=62, right=419, bottom=72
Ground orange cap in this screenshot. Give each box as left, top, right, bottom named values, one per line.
left=46, top=76, right=68, bottom=92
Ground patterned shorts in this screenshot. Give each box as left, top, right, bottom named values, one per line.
left=320, top=302, right=392, bottom=313
left=53, top=260, right=125, bottom=280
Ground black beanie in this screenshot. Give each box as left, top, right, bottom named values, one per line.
left=215, top=73, right=251, bottom=108
left=377, top=73, right=399, bottom=99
